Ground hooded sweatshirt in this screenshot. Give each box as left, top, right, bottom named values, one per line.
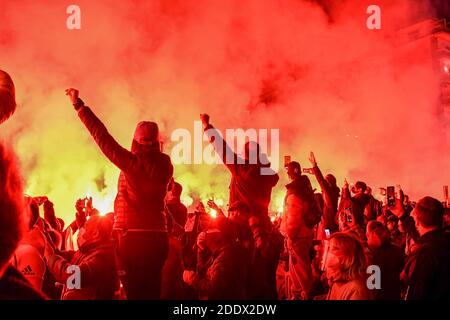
left=77, top=106, right=173, bottom=231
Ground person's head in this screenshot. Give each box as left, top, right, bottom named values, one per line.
left=0, top=70, right=16, bottom=124
left=325, top=174, right=337, bottom=187
left=325, top=232, right=367, bottom=283
left=411, top=196, right=444, bottom=236
left=351, top=181, right=367, bottom=195
left=404, top=195, right=410, bottom=205
left=210, top=216, right=236, bottom=245
left=196, top=229, right=224, bottom=253
left=168, top=181, right=183, bottom=201
left=286, top=161, right=301, bottom=181
left=0, top=144, right=25, bottom=276
left=77, top=215, right=113, bottom=249
left=444, top=208, right=450, bottom=228
left=366, top=220, right=391, bottom=248
left=386, top=215, right=399, bottom=232
left=131, top=121, right=160, bottom=153
left=228, top=201, right=250, bottom=227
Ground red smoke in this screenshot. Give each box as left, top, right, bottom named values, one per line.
left=1, top=0, right=448, bottom=222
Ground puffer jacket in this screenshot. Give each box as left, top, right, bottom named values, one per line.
left=78, top=106, right=173, bottom=231
left=281, top=176, right=315, bottom=240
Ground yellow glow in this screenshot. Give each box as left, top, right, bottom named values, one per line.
left=181, top=195, right=194, bottom=207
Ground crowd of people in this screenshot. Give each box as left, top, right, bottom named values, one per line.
left=0, top=85, right=449, bottom=300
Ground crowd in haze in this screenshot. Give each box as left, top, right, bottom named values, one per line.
left=0, top=77, right=449, bottom=300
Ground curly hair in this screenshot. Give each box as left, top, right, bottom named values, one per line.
left=0, top=143, right=25, bottom=275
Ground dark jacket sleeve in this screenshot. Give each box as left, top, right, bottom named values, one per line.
left=404, top=246, right=435, bottom=300
left=43, top=202, right=59, bottom=230
left=192, top=251, right=233, bottom=299
left=47, top=253, right=76, bottom=284
left=77, top=106, right=135, bottom=172
left=312, top=165, right=331, bottom=205
left=47, top=250, right=109, bottom=289
left=204, top=124, right=239, bottom=176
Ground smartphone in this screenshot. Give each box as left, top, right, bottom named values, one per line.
left=302, top=168, right=314, bottom=174
left=284, top=155, right=291, bottom=168
left=444, top=185, right=449, bottom=200
left=387, top=186, right=396, bottom=207
left=324, top=229, right=331, bottom=239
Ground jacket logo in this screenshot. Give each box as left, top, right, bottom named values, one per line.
left=22, top=265, right=35, bottom=276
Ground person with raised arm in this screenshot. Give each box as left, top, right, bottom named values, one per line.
left=65, top=88, right=173, bottom=300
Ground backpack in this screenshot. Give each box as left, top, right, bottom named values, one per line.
left=303, top=194, right=322, bottom=229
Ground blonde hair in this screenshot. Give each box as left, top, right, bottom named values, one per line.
left=329, top=232, right=367, bottom=282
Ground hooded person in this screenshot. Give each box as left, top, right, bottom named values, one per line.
left=200, top=113, right=279, bottom=252
left=0, top=70, right=16, bottom=124
left=65, top=88, right=173, bottom=300
left=45, top=215, right=117, bottom=300
left=228, top=200, right=283, bottom=300
left=183, top=217, right=248, bottom=300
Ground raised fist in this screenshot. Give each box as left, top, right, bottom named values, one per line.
left=65, top=88, right=79, bottom=105
left=200, top=113, right=210, bottom=127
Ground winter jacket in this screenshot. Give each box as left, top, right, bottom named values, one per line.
left=402, top=229, right=450, bottom=300
left=192, top=243, right=248, bottom=300
left=281, top=176, right=315, bottom=240
left=47, top=241, right=117, bottom=300
left=204, top=125, right=279, bottom=220
left=367, top=242, right=405, bottom=300
left=0, top=265, right=46, bottom=300
left=11, top=244, right=46, bottom=292
left=77, top=106, right=173, bottom=231
left=312, top=165, right=339, bottom=235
